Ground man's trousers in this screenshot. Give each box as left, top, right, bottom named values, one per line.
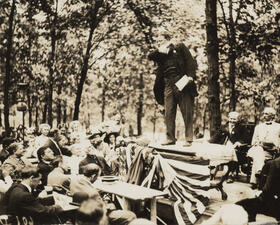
left=164, top=82, right=194, bottom=143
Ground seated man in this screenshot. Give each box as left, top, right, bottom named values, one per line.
left=208, top=111, right=250, bottom=182
left=2, top=143, right=32, bottom=180
left=47, top=156, right=71, bottom=188
left=0, top=137, right=16, bottom=163
left=37, top=146, right=56, bottom=186
left=1, top=166, right=63, bottom=224
left=80, top=131, right=112, bottom=175
left=70, top=163, right=101, bottom=196
left=247, top=107, right=280, bottom=188
left=236, top=156, right=280, bottom=222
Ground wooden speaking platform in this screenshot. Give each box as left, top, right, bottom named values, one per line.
left=148, top=141, right=197, bottom=156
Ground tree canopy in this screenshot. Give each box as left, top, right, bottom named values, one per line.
left=0, top=0, right=279, bottom=138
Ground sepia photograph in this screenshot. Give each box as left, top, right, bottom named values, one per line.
left=0, top=0, right=279, bottom=224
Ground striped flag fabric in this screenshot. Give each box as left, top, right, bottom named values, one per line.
left=127, top=147, right=211, bottom=225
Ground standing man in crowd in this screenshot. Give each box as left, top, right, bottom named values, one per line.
left=148, top=31, right=198, bottom=146
left=247, top=107, right=280, bottom=188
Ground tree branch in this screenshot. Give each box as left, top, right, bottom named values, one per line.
left=218, top=0, right=231, bottom=43
left=234, top=0, right=243, bottom=25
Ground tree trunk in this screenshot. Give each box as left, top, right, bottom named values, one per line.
left=35, top=106, right=38, bottom=128
left=4, top=0, right=16, bottom=133
left=228, top=0, right=237, bottom=111
left=137, top=93, right=143, bottom=136
left=56, top=86, right=62, bottom=125
left=27, top=92, right=32, bottom=127
left=57, top=99, right=61, bottom=125
left=47, top=0, right=58, bottom=127
left=42, top=100, right=47, bottom=123
left=101, top=87, right=106, bottom=122
left=63, top=103, right=67, bottom=123
left=205, top=0, right=221, bottom=137
left=0, top=109, right=2, bottom=127
left=74, top=1, right=103, bottom=120
left=137, top=73, right=144, bottom=136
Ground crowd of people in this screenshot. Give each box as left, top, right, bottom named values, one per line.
left=0, top=102, right=279, bottom=225
left=0, top=113, right=156, bottom=224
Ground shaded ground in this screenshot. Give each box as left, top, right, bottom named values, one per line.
left=196, top=172, right=278, bottom=224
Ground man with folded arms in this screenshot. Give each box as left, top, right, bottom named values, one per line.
left=148, top=31, right=198, bottom=147
left=208, top=111, right=250, bottom=183
left=247, top=107, right=280, bottom=188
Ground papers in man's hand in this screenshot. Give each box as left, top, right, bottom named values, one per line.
left=53, top=192, right=78, bottom=211
left=175, top=75, right=193, bottom=91
left=158, top=41, right=173, bottom=54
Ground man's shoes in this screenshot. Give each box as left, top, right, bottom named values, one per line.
left=226, top=175, right=235, bottom=183
left=183, top=141, right=192, bottom=147
left=161, top=140, right=176, bottom=146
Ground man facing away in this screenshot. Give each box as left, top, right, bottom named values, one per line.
left=148, top=31, right=198, bottom=147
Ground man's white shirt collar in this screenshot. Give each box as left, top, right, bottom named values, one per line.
left=21, top=181, right=32, bottom=193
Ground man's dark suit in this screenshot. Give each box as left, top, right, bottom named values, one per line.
left=37, top=161, right=54, bottom=186
left=79, top=154, right=112, bottom=176
left=208, top=122, right=250, bottom=145
left=1, top=183, right=59, bottom=224
left=148, top=43, right=198, bottom=143
left=236, top=157, right=280, bottom=222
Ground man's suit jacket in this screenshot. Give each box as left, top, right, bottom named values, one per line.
left=208, top=123, right=250, bottom=145
left=262, top=157, right=280, bottom=198
left=1, top=183, right=58, bottom=223
left=148, top=43, right=198, bottom=105
left=79, top=154, right=112, bottom=176
left=69, top=175, right=99, bottom=197
left=47, top=167, right=71, bottom=187
left=37, top=161, right=54, bottom=186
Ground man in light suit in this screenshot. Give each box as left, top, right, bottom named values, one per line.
left=47, top=156, right=71, bottom=188
left=69, top=163, right=100, bottom=196
left=148, top=32, right=198, bottom=147
left=247, top=107, right=280, bottom=188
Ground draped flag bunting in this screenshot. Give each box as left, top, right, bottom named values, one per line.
left=127, top=148, right=211, bottom=225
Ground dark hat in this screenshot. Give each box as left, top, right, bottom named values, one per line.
left=87, top=127, right=103, bottom=140
left=103, top=132, right=119, bottom=144
left=70, top=192, right=89, bottom=206
left=42, top=138, right=62, bottom=155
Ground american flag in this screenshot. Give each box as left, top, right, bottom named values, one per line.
left=127, top=147, right=211, bottom=225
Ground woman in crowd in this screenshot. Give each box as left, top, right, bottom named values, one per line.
left=29, top=123, right=51, bottom=158
left=54, top=134, right=72, bottom=156
left=104, top=132, right=118, bottom=152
